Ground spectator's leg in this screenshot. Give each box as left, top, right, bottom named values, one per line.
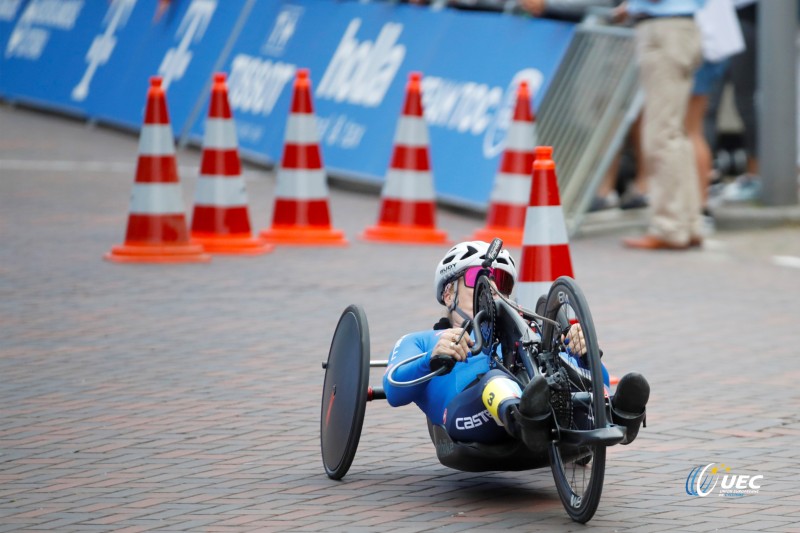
left=686, top=93, right=712, bottom=207
left=730, top=17, right=758, bottom=175
left=636, top=19, right=702, bottom=245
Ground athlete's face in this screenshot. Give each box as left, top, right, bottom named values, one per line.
left=444, top=276, right=474, bottom=322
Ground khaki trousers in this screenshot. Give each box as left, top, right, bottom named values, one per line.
left=636, top=18, right=703, bottom=245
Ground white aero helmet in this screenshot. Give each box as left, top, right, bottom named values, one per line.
left=434, top=240, right=517, bottom=305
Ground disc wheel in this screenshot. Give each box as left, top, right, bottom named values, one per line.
left=541, top=277, right=607, bottom=523
left=320, top=304, right=370, bottom=480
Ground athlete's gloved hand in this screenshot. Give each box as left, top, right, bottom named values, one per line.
left=431, top=327, right=474, bottom=364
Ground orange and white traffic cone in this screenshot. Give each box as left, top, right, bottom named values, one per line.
left=515, top=146, right=574, bottom=308
left=361, top=72, right=448, bottom=245
left=470, top=81, right=536, bottom=248
left=259, top=69, right=347, bottom=246
left=190, top=73, right=272, bottom=255
left=105, top=77, right=210, bottom=264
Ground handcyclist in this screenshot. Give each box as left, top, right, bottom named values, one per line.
left=383, top=240, right=650, bottom=446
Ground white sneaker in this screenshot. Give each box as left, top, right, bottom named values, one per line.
left=722, top=175, right=762, bottom=203
left=701, top=209, right=715, bottom=237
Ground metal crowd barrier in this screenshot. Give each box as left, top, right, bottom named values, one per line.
left=537, top=10, right=643, bottom=237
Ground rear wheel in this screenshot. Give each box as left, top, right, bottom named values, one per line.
left=541, top=277, right=606, bottom=523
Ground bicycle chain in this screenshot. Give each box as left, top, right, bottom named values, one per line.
left=547, top=365, right=573, bottom=429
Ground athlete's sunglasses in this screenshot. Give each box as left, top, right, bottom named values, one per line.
left=462, top=266, right=514, bottom=296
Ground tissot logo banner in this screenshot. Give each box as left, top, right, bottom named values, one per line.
left=193, top=1, right=573, bottom=207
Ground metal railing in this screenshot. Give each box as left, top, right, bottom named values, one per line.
left=537, top=10, right=642, bottom=236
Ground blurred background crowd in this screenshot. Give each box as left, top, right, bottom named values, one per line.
left=335, top=0, right=795, bottom=242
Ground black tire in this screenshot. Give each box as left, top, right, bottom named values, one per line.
left=541, top=277, right=606, bottom=523
left=320, top=304, right=370, bottom=480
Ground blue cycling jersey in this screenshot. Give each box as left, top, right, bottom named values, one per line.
left=383, top=329, right=489, bottom=425
left=383, top=328, right=611, bottom=425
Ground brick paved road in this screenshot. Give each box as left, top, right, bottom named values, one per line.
left=2, top=103, right=800, bottom=532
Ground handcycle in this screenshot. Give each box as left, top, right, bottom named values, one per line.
left=320, top=239, right=638, bottom=523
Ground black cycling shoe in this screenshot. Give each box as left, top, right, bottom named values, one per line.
left=519, top=375, right=550, bottom=418
left=513, top=376, right=553, bottom=453
left=611, top=372, right=650, bottom=445
left=612, top=372, right=650, bottom=415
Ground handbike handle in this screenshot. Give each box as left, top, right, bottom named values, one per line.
left=429, top=353, right=455, bottom=373
left=386, top=352, right=453, bottom=387
left=470, top=309, right=487, bottom=354
left=388, top=317, right=481, bottom=387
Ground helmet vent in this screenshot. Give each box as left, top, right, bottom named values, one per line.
left=462, top=246, right=478, bottom=259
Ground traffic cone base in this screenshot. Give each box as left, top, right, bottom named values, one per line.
left=470, top=227, right=524, bottom=248
left=260, top=225, right=347, bottom=246
left=191, top=233, right=273, bottom=255
left=105, top=242, right=210, bottom=264
left=361, top=223, right=448, bottom=245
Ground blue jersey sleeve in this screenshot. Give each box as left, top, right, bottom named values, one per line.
left=383, top=329, right=492, bottom=424
left=382, top=332, right=434, bottom=408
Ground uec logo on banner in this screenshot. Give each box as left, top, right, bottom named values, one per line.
left=686, top=463, right=764, bottom=498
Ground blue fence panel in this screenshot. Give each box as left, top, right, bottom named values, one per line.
left=0, top=0, right=247, bottom=134
left=0, top=0, right=574, bottom=208
left=0, top=0, right=24, bottom=86
left=0, top=0, right=106, bottom=116
left=194, top=0, right=574, bottom=207
left=86, top=0, right=248, bottom=134
left=412, top=9, right=573, bottom=205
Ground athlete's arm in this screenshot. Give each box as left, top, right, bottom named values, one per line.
left=383, top=328, right=474, bottom=407
left=383, top=333, right=432, bottom=407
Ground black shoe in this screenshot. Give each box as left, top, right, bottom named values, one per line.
left=612, top=372, right=650, bottom=415
left=620, top=193, right=648, bottom=210
left=611, top=372, right=649, bottom=445
left=519, top=375, right=550, bottom=418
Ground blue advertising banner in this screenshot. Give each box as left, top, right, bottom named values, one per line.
left=86, top=0, right=248, bottom=132
left=0, top=0, right=247, bottom=132
left=0, top=0, right=575, bottom=208
left=195, top=1, right=575, bottom=207
left=0, top=0, right=105, bottom=116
